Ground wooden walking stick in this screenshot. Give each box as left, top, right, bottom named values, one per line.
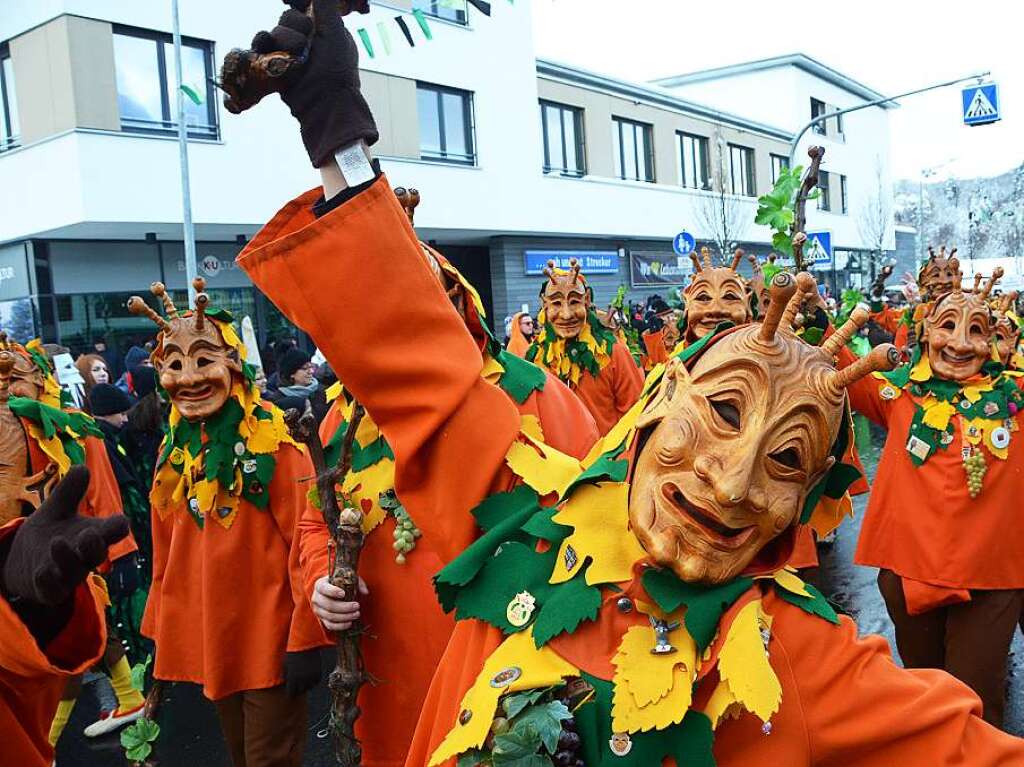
left=285, top=404, right=368, bottom=766
left=792, top=146, right=825, bottom=272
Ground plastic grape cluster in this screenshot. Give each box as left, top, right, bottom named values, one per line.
left=391, top=504, right=421, bottom=564
left=964, top=451, right=988, bottom=498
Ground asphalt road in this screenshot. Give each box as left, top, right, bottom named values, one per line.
left=56, top=431, right=1023, bottom=766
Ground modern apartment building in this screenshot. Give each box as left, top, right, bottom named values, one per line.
left=0, top=0, right=895, bottom=351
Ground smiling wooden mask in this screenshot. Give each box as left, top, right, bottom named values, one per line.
left=540, top=259, right=591, bottom=340
left=918, top=246, right=963, bottom=300
left=684, top=248, right=752, bottom=343
left=630, top=272, right=899, bottom=584
left=128, top=279, right=242, bottom=422
left=921, top=269, right=1001, bottom=382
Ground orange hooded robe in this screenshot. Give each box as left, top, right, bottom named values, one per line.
left=239, top=176, right=1024, bottom=766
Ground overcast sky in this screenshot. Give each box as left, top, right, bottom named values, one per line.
left=531, top=0, right=1020, bottom=183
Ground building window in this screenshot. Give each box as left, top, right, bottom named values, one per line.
left=834, top=110, right=844, bottom=136
left=810, top=97, right=827, bottom=135
left=412, top=0, right=468, bottom=25
left=417, top=83, right=476, bottom=165
left=0, top=47, right=19, bottom=152
left=840, top=174, right=849, bottom=214
left=678, top=132, right=710, bottom=190
left=112, top=27, right=218, bottom=139
left=540, top=101, right=585, bottom=177
left=818, top=169, right=831, bottom=211
left=612, top=117, right=654, bottom=182
left=770, top=153, right=789, bottom=184
left=728, top=144, right=755, bottom=197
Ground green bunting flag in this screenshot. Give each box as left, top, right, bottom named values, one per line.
left=357, top=28, right=375, bottom=58
left=376, top=21, right=392, bottom=55
left=395, top=15, right=415, bottom=47
left=467, top=0, right=492, bottom=14
left=411, top=9, right=434, bottom=40
left=180, top=84, right=203, bottom=105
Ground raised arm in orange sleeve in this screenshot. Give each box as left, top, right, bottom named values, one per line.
left=774, top=599, right=1024, bottom=765
left=610, top=340, right=644, bottom=420
left=239, top=178, right=521, bottom=562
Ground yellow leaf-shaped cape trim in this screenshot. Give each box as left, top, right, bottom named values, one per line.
left=716, top=599, right=781, bottom=723
left=611, top=622, right=698, bottom=732
left=505, top=433, right=582, bottom=498
left=428, top=628, right=579, bottom=765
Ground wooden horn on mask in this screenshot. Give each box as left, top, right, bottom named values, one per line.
left=569, top=258, right=581, bottom=286
left=820, top=306, right=869, bottom=358
left=758, top=272, right=797, bottom=344
left=782, top=272, right=817, bottom=330
left=543, top=260, right=558, bottom=285
left=980, top=267, right=1004, bottom=301
left=828, top=344, right=901, bottom=396
left=729, top=247, right=744, bottom=272
left=702, top=246, right=713, bottom=270
left=150, top=282, right=179, bottom=320
left=689, top=251, right=703, bottom=274
left=0, top=350, right=14, bottom=400
left=127, top=296, right=172, bottom=332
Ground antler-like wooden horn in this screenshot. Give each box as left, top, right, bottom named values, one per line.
left=972, top=273, right=983, bottom=292
left=128, top=297, right=171, bottom=332
left=701, top=247, right=712, bottom=270
left=783, top=272, right=817, bottom=330
left=821, top=307, right=869, bottom=358
left=194, top=292, right=209, bottom=332
left=569, top=258, right=581, bottom=285
left=980, top=267, right=1004, bottom=300
left=758, top=272, right=797, bottom=344
left=689, top=251, right=703, bottom=274
left=543, top=260, right=558, bottom=284
left=730, top=248, right=744, bottom=271
left=150, top=282, right=179, bottom=320
left=828, top=344, right=901, bottom=395
left=747, top=254, right=761, bottom=276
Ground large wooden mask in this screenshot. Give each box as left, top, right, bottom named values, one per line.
left=629, top=273, right=899, bottom=584
left=921, top=269, right=1002, bottom=382
left=918, top=246, right=962, bottom=300
left=993, top=292, right=1020, bottom=367
left=540, top=259, right=590, bottom=340
left=0, top=333, right=45, bottom=401
left=683, top=248, right=752, bottom=343
left=129, top=279, right=243, bottom=422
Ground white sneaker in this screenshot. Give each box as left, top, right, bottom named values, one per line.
left=82, top=703, right=145, bottom=738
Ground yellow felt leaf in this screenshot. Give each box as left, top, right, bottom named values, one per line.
left=922, top=400, right=956, bottom=431
left=582, top=394, right=648, bottom=467
left=962, top=381, right=994, bottom=403
left=505, top=435, right=581, bottom=498
left=700, top=677, right=743, bottom=728
left=325, top=381, right=343, bottom=404
left=193, top=478, right=218, bottom=515
left=613, top=623, right=697, bottom=710
left=909, top=354, right=932, bottom=382
left=480, top=354, right=505, bottom=385
left=352, top=409, right=382, bottom=450
left=28, top=425, right=72, bottom=477
left=962, top=418, right=985, bottom=446
left=428, top=629, right=578, bottom=765
left=550, top=482, right=647, bottom=585
left=807, top=492, right=853, bottom=538
left=343, top=457, right=396, bottom=534
left=612, top=660, right=694, bottom=734
left=772, top=568, right=812, bottom=598
left=717, top=600, right=781, bottom=722
left=519, top=414, right=545, bottom=444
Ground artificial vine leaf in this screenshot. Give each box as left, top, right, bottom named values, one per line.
left=520, top=508, right=567, bottom=543
left=451, top=542, right=556, bottom=633
left=531, top=573, right=602, bottom=647
left=502, top=689, right=547, bottom=719
left=496, top=350, right=547, bottom=405
left=774, top=581, right=840, bottom=624
left=641, top=569, right=753, bottom=651
left=515, top=701, right=572, bottom=754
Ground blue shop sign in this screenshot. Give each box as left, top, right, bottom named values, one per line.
left=524, top=250, right=619, bottom=276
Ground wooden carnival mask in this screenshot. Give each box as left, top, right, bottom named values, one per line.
left=660, top=310, right=683, bottom=351
left=629, top=273, right=899, bottom=584
left=921, top=269, right=1001, bottom=382
left=540, top=259, right=590, bottom=340
left=918, top=246, right=962, bottom=300
left=993, top=292, right=1020, bottom=367
left=0, top=333, right=45, bottom=401
left=683, top=248, right=751, bottom=342
left=129, top=280, right=243, bottom=422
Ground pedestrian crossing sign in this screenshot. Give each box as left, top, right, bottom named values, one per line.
left=805, top=230, right=832, bottom=266
left=962, top=83, right=1000, bottom=126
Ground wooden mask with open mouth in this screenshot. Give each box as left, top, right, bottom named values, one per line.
left=921, top=269, right=1002, bottom=382
left=541, top=260, right=590, bottom=340
left=629, top=273, right=899, bottom=583
left=918, top=246, right=962, bottom=300
left=684, top=248, right=752, bottom=343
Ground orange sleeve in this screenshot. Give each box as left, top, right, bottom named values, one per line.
left=268, top=444, right=330, bottom=652
left=869, top=305, right=899, bottom=335
left=894, top=322, right=909, bottom=350
left=610, top=341, right=644, bottom=420
left=530, top=373, right=599, bottom=461
left=82, top=435, right=136, bottom=562
left=774, top=598, right=1024, bottom=765
left=239, top=178, right=521, bottom=563
left=837, top=345, right=892, bottom=427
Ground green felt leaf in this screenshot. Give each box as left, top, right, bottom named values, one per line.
left=642, top=569, right=753, bottom=650
left=125, top=743, right=152, bottom=762
left=472, top=485, right=542, bottom=535
left=514, top=701, right=571, bottom=754
left=531, top=573, right=602, bottom=647
left=205, top=307, right=234, bottom=323
left=519, top=508, right=567, bottom=543
left=775, top=582, right=840, bottom=624
left=452, top=542, right=556, bottom=633
left=822, top=461, right=863, bottom=500
left=496, top=351, right=547, bottom=405
left=563, top=455, right=628, bottom=497
left=666, top=711, right=716, bottom=767
left=502, top=689, right=547, bottom=719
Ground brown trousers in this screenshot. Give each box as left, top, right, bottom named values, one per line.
left=214, top=685, right=307, bottom=767
left=878, top=569, right=1023, bottom=728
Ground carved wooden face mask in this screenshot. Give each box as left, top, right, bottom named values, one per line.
left=541, top=260, right=590, bottom=340
left=660, top=311, right=682, bottom=351
left=684, top=249, right=751, bottom=342
left=921, top=270, right=1001, bottom=382
left=629, top=273, right=899, bottom=584
left=918, top=246, right=962, bottom=300
left=993, top=292, right=1020, bottom=366
left=129, top=280, right=242, bottom=422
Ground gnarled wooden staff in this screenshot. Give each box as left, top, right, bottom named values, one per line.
left=285, top=403, right=367, bottom=766
left=792, top=146, right=825, bottom=272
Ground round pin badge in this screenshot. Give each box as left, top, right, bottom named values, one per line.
left=505, top=592, right=536, bottom=628
left=991, top=427, right=1011, bottom=450
left=489, top=667, right=522, bottom=689
left=880, top=385, right=897, bottom=401
left=609, top=732, right=633, bottom=756
left=234, top=442, right=246, bottom=457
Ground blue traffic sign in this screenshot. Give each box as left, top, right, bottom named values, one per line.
left=962, top=83, right=1000, bottom=126
left=673, top=231, right=696, bottom=256
left=805, top=231, right=832, bottom=266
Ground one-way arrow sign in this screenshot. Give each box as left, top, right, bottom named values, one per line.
left=962, top=83, right=1001, bottom=126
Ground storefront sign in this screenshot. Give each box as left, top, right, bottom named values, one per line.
left=523, top=250, right=618, bottom=276
left=162, top=243, right=251, bottom=289
left=0, top=243, right=31, bottom=301
left=629, top=250, right=693, bottom=287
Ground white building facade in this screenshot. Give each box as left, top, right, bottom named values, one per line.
left=0, top=0, right=895, bottom=350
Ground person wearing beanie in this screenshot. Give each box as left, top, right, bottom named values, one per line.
left=275, top=347, right=327, bottom=422
left=115, top=346, right=152, bottom=397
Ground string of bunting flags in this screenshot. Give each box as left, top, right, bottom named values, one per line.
left=354, top=0, right=514, bottom=59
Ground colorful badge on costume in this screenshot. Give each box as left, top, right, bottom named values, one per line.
left=917, top=245, right=962, bottom=300
left=506, top=591, right=537, bottom=628
left=683, top=247, right=751, bottom=343
left=609, top=732, right=633, bottom=756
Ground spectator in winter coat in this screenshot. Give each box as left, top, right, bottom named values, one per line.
left=272, top=347, right=328, bottom=423
left=75, top=354, right=110, bottom=402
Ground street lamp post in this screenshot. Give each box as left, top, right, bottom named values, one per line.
left=171, top=0, right=199, bottom=304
